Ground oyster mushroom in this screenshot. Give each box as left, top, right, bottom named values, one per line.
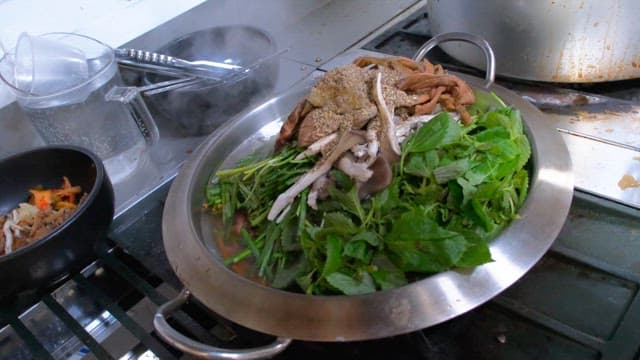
left=336, top=152, right=373, bottom=183
left=295, top=133, right=338, bottom=160
left=307, top=174, right=333, bottom=210
left=358, top=156, right=393, bottom=198
left=371, top=71, right=401, bottom=163
left=268, top=130, right=367, bottom=222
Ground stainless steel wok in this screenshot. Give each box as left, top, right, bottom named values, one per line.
left=155, top=34, right=574, bottom=359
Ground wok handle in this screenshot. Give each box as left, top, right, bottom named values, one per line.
left=412, top=31, right=496, bottom=88
left=153, top=289, right=292, bottom=359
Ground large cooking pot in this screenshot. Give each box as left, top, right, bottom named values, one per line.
left=156, top=34, right=573, bottom=358
left=428, top=0, right=640, bottom=82
left=144, top=25, right=279, bottom=136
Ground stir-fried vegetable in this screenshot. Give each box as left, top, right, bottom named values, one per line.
left=1, top=177, right=85, bottom=256
left=206, top=91, right=531, bottom=295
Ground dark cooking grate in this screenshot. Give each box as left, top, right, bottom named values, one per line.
left=0, top=242, right=264, bottom=360
left=2, top=181, right=639, bottom=359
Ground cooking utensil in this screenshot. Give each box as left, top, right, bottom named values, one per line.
left=427, top=0, right=640, bottom=82
left=9, top=32, right=90, bottom=95
left=115, top=47, right=243, bottom=81
left=156, top=34, right=573, bottom=358
left=0, top=145, right=114, bottom=300
left=104, top=77, right=204, bottom=129
left=109, top=48, right=289, bottom=103
left=0, top=32, right=160, bottom=184
left=142, top=25, right=280, bottom=137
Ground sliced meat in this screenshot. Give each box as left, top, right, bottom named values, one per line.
left=414, top=86, right=446, bottom=115
left=397, top=74, right=458, bottom=92
left=297, top=105, right=376, bottom=147
left=268, top=130, right=367, bottom=222
left=307, top=65, right=371, bottom=112
left=276, top=99, right=313, bottom=149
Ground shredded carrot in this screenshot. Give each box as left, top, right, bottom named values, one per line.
left=30, top=189, right=53, bottom=211
left=29, top=177, right=82, bottom=211
left=54, top=186, right=82, bottom=203
left=54, top=176, right=81, bottom=203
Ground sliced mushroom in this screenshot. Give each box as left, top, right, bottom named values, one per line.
left=351, top=143, right=368, bottom=159
left=268, top=130, right=367, bottom=222
left=358, top=156, right=393, bottom=199
left=2, top=217, right=13, bottom=255
left=336, top=153, right=373, bottom=183
left=373, top=72, right=401, bottom=157
left=307, top=174, right=333, bottom=210
left=364, top=129, right=379, bottom=166
left=395, top=113, right=451, bottom=142
left=295, top=133, right=337, bottom=160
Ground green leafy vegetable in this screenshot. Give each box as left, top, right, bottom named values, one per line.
left=326, top=271, right=376, bottom=295
left=205, top=90, right=531, bottom=295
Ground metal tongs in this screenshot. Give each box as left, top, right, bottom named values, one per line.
left=114, top=48, right=287, bottom=91
left=107, top=48, right=287, bottom=110
left=115, top=48, right=243, bottom=81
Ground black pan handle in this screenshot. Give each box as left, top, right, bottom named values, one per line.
left=153, top=289, right=292, bottom=359
left=412, top=31, right=496, bottom=89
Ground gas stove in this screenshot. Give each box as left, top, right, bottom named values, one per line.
left=1, top=3, right=639, bottom=360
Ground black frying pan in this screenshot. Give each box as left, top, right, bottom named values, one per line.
left=0, top=145, right=114, bottom=300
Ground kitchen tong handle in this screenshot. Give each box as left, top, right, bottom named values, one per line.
left=115, top=48, right=178, bottom=66
left=115, top=48, right=243, bottom=80
left=412, top=31, right=496, bottom=88
left=154, top=289, right=292, bottom=359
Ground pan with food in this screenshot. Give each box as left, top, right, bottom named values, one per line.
left=157, top=33, right=573, bottom=358
left=0, top=145, right=114, bottom=299
left=1, top=176, right=86, bottom=256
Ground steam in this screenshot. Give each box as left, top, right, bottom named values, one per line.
left=147, top=25, right=280, bottom=136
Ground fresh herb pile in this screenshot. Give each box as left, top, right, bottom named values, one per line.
left=206, top=92, right=531, bottom=295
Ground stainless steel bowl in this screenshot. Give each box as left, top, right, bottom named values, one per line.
left=159, top=74, right=573, bottom=343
